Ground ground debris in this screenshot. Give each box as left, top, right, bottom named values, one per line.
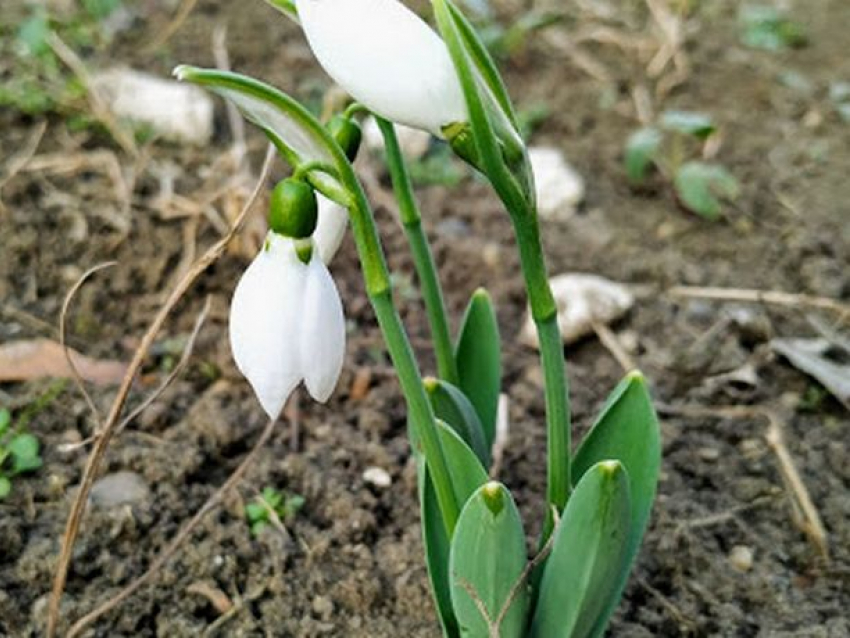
left=771, top=337, right=850, bottom=411
left=0, top=339, right=126, bottom=386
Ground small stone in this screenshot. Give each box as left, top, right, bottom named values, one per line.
left=528, top=146, right=585, bottom=220
left=312, top=595, right=334, bottom=620
left=697, top=447, right=721, bottom=462
left=520, top=273, right=634, bottom=348
left=91, top=68, right=214, bottom=145
left=90, top=471, right=151, bottom=508
left=362, top=466, right=392, bottom=488
left=729, top=545, right=754, bottom=572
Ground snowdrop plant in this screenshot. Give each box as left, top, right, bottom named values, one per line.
left=177, top=1, right=661, bottom=636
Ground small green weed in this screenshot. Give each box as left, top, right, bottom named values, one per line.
left=245, top=487, right=305, bottom=535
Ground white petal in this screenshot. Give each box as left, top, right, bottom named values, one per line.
left=229, top=234, right=306, bottom=418
left=296, top=0, right=467, bottom=135
left=298, top=250, right=346, bottom=402
left=313, top=193, right=348, bottom=264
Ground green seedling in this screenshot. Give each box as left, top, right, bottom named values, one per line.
left=0, top=408, right=44, bottom=499
left=739, top=5, right=807, bottom=51
left=245, top=487, right=305, bottom=535
left=624, top=109, right=739, bottom=220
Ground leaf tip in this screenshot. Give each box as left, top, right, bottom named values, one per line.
left=481, top=481, right=505, bottom=515
left=626, top=369, right=646, bottom=385
left=423, top=376, right=439, bottom=393
left=598, top=459, right=624, bottom=478
left=471, top=287, right=491, bottom=303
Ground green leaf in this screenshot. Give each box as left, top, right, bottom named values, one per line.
left=174, top=66, right=345, bottom=195
left=530, top=461, right=632, bottom=638
left=450, top=482, right=529, bottom=638
left=659, top=110, right=716, bottom=140
left=6, top=432, right=40, bottom=459
left=420, top=420, right=490, bottom=638
left=624, top=127, right=662, bottom=185
left=572, top=371, right=661, bottom=633
left=0, top=408, right=11, bottom=436
left=674, top=161, right=740, bottom=220
left=245, top=502, right=267, bottom=523
left=426, top=378, right=490, bottom=467
left=16, top=10, right=51, bottom=58
left=740, top=6, right=807, bottom=51
left=0, top=476, right=11, bottom=499
left=8, top=433, right=41, bottom=468
left=454, top=288, right=501, bottom=447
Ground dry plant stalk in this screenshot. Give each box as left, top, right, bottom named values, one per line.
left=668, top=285, right=850, bottom=320
left=46, top=145, right=276, bottom=638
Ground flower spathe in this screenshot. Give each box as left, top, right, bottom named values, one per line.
left=230, top=232, right=345, bottom=418
left=295, top=0, right=467, bottom=136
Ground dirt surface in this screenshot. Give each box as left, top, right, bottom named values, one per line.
left=1, top=0, right=849, bottom=636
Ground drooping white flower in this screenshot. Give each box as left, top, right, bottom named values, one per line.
left=295, top=0, right=467, bottom=136
left=229, top=232, right=345, bottom=418
left=313, top=193, right=348, bottom=263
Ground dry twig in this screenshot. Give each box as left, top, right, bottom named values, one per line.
left=591, top=320, right=638, bottom=373
left=0, top=120, right=47, bottom=214
left=144, top=0, right=200, bottom=53
left=668, top=285, right=850, bottom=321
left=46, top=145, right=276, bottom=638
left=59, top=262, right=118, bottom=427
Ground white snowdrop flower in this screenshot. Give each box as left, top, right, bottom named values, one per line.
left=313, top=193, right=348, bottom=264
left=229, top=232, right=345, bottom=418
left=296, top=0, right=467, bottom=136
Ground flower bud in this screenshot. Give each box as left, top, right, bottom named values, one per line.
left=296, top=0, right=467, bottom=136
left=327, top=114, right=362, bottom=161
left=268, top=178, right=318, bottom=239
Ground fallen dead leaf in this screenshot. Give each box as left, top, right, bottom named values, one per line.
left=0, top=339, right=127, bottom=385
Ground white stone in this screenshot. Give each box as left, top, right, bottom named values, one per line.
left=90, top=471, right=151, bottom=508
left=361, top=116, right=432, bottom=159
left=362, top=466, right=392, bottom=488
left=528, top=146, right=585, bottom=220
left=729, top=545, right=754, bottom=572
left=520, top=273, right=634, bottom=348
left=91, top=68, right=214, bottom=145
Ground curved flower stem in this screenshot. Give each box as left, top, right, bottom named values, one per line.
left=433, top=0, right=571, bottom=538
left=376, top=117, right=460, bottom=385
left=336, top=154, right=460, bottom=535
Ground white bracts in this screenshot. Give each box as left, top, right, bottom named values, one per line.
left=313, top=194, right=348, bottom=264
left=229, top=232, right=346, bottom=418
left=296, top=0, right=467, bottom=136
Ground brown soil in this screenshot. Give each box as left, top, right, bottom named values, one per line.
left=1, top=1, right=848, bottom=636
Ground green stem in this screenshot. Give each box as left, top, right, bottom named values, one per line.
left=376, top=117, right=460, bottom=385
left=433, top=0, right=571, bottom=536
left=337, top=159, right=460, bottom=536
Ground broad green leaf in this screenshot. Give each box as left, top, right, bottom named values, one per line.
left=572, top=371, right=661, bottom=634
left=426, top=378, right=490, bottom=467
left=174, top=66, right=344, bottom=195
left=674, top=161, right=740, bottom=220
left=455, top=288, right=501, bottom=446
left=624, top=127, right=662, bottom=185
left=659, top=110, right=716, bottom=139
left=262, top=0, right=299, bottom=23
left=420, top=421, right=490, bottom=638
left=530, top=462, right=631, bottom=638
left=0, top=477, right=11, bottom=499
left=450, top=482, right=529, bottom=638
